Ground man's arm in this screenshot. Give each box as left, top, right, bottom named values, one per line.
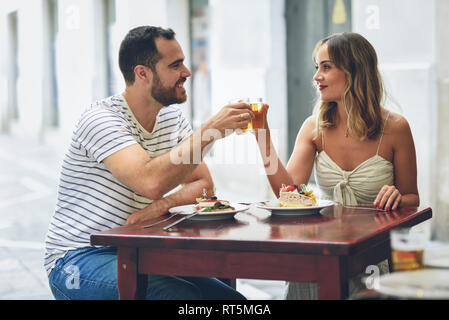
left=103, top=102, right=252, bottom=200
left=103, top=127, right=206, bottom=200
left=125, top=161, right=214, bottom=225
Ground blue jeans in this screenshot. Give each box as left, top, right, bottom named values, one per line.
left=48, top=247, right=246, bottom=300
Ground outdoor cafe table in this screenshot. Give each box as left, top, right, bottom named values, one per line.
left=90, top=205, right=432, bottom=300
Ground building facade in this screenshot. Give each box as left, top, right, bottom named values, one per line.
left=1, top=0, right=448, bottom=240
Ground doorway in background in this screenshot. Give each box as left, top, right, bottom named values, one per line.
left=286, top=0, right=352, bottom=157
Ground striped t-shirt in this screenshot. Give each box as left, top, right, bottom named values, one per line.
left=44, top=94, right=193, bottom=275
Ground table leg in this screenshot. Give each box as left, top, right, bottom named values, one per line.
left=316, top=256, right=349, bottom=300
left=117, top=247, right=147, bottom=300
left=387, top=240, right=394, bottom=273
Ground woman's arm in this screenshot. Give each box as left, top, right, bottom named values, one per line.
left=286, top=116, right=319, bottom=191
left=374, top=115, right=420, bottom=210
left=255, top=111, right=317, bottom=198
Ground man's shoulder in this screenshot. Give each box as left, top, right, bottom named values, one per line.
left=81, top=95, right=127, bottom=120
left=91, top=94, right=126, bottom=110
left=73, top=95, right=131, bottom=137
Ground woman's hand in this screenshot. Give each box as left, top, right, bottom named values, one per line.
left=374, top=185, right=402, bottom=211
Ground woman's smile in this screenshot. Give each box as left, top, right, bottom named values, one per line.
left=319, top=85, right=328, bottom=91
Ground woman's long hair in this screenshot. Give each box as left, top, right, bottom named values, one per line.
left=312, top=32, right=385, bottom=141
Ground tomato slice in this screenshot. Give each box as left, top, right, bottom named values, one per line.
left=280, top=185, right=296, bottom=192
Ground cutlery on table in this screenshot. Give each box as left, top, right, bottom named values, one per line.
left=142, top=213, right=180, bottom=229
left=238, top=201, right=267, bottom=206
left=163, top=209, right=203, bottom=232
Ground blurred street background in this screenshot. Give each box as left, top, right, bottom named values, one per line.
left=0, top=133, right=286, bottom=299
left=0, top=134, right=59, bottom=299
left=1, top=0, right=449, bottom=299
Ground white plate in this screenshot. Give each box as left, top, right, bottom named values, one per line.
left=256, top=200, right=335, bottom=216
left=168, top=203, right=249, bottom=221
left=376, top=269, right=449, bottom=299
left=425, top=257, right=449, bottom=268
left=424, top=246, right=449, bottom=268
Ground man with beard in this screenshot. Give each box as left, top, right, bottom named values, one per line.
left=44, top=26, right=251, bottom=300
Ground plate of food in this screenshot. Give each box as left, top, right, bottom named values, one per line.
left=375, top=269, right=449, bottom=299
left=256, top=184, right=334, bottom=216
left=168, top=197, right=249, bottom=221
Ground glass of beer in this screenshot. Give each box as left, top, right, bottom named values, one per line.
left=243, top=98, right=266, bottom=133
left=390, top=228, right=426, bottom=272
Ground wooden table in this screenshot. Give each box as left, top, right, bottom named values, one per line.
left=90, top=205, right=432, bottom=300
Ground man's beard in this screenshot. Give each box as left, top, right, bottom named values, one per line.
left=151, top=72, right=187, bottom=106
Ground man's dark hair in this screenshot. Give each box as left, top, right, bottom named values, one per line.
left=119, top=26, right=176, bottom=85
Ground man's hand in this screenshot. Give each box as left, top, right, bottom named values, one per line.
left=125, top=198, right=171, bottom=226
left=204, top=102, right=254, bottom=137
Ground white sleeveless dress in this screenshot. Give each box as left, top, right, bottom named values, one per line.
left=286, top=113, right=393, bottom=300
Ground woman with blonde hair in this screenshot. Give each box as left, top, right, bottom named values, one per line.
left=254, top=32, right=419, bottom=299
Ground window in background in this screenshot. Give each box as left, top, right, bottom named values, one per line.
left=103, top=0, right=116, bottom=96
left=189, top=0, right=211, bottom=129
left=7, top=11, right=19, bottom=124
left=43, top=0, right=59, bottom=127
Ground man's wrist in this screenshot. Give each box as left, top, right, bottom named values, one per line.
left=155, top=196, right=175, bottom=214
left=201, top=118, right=214, bottom=132
left=199, top=121, right=220, bottom=149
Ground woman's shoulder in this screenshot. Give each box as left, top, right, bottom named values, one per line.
left=299, top=115, right=319, bottom=138
left=384, top=109, right=411, bottom=134
left=383, top=109, right=414, bottom=149
left=292, top=115, right=318, bottom=145
left=303, top=115, right=317, bottom=126
left=298, top=115, right=323, bottom=148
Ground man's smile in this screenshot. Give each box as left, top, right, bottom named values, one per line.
left=176, top=78, right=187, bottom=88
